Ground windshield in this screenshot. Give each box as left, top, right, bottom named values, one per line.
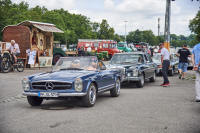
left=118, top=43, right=127, bottom=47
left=54, top=56, right=98, bottom=71
left=110, top=43, right=117, bottom=48
left=152, top=54, right=161, bottom=64
left=110, top=54, right=143, bottom=64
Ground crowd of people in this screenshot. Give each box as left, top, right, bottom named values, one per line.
left=158, top=42, right=200, bottom=103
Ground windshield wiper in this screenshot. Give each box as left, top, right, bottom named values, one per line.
left=60, top=68, right=83, bottom=70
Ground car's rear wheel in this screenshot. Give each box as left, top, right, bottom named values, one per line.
left=82, top=83, right=96, bottom=107
left=110, top=78, right=120, bottom=97
left=136, top=74, right=144, bottom=88
left=27, top=96, right=43, bottom=106
left=149, top=72, right=156, bottom=82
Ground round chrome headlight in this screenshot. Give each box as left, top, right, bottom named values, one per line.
left=74, top=78, right=83, bottom=92
left=133, top=69, right=139, bottom=77
left=22, top=77, right=30, bottom=91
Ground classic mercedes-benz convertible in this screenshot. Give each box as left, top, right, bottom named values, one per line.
left=22, top=56, right=121, bottom=107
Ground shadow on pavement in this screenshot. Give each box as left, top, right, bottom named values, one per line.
left=25, top=93, right=116, bottom=110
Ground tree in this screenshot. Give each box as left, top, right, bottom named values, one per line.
left=126, top=29, right=158, bottom=45
left=189, top=10, right=200, bottom=42
left=98, top=19, right=115, bottom=39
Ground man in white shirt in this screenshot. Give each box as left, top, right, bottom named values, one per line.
left=159, top=43, right=170, bottom=87
left=8, top=40, right=20, bottom=63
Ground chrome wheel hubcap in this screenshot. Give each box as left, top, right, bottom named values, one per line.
left=116, top=80, right=120, bottom=94
left=89, top=86, right=96, bottom=104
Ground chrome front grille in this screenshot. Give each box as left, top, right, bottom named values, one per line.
left=31, top=81, right=72, bottom=90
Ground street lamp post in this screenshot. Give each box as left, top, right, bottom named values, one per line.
left=124, top=21, right=128, bottom=43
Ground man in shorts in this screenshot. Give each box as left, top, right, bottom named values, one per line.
left=7, top=40, right=20, bottom=63
left=176, top=44, right=191, bottom=79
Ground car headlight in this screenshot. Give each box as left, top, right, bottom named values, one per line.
left=133, top=69, right=138, bottom=77
left=74, top=78, right=83, bottom=92
left=22, top=77, right=30, bottom=91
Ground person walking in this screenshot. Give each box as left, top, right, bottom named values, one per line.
left=159, top=43, right=170, bottom=87
left=176, top=44, right=191, bottom=80
left=192, top=42, right=200, bottom=102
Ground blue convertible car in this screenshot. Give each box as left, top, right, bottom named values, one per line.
left=22, top=56, right=121, bottom=107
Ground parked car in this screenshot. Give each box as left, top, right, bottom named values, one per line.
left=53, top=47, right=67, bottom=65
left=188, top=48, right=193, bottom=70
left=106, top=52, right=157, bottom=88
left=152, top=53, right=179, bottom=76
left=22, top=56, right=121, bottom=107
left=117, top=42, right=132, bottom=52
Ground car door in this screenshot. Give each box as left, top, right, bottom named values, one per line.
left=146, top=54, right=156, bottom=77
left=97, top=61, right=115, bottom=92
left=139, top=54, right=150, bottom=78
left=171, top=54, right=179, bottom=72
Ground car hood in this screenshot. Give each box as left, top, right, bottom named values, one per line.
left=107, top=63, right=137, bottom=70
left=30, top=70, right=95, bottom=83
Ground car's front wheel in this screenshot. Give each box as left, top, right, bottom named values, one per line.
left=27, top=96, right=43, bottom=106
left=82, top=83, right=97, bottom=107
left=110, top=78, right=120, bottom=97
left=136, top=74, right=144, bottom=88
left=149, top=72, right=156, bottom=82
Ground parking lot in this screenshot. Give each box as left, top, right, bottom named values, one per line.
left=0, top=68, right=200, bottom=133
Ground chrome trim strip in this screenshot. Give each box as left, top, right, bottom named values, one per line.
left=123, top=77, right=140, bottom=82
left=23, top=92, right=86, bottom=97
left=98, top=84, right=115, bottom=90
left=32, top=85, right=46, bottom=87
left=31, top=80, right=72, bottom=84
left=32, top=85, right=71, bottom=87
left=98, top=84, right=115, bottom=93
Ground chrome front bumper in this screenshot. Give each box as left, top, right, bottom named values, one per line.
left=157, top=67, right=172, bottom=74
left=122, top=76, right=140, bottom=82
left=23, top=92, right=87, bottom=97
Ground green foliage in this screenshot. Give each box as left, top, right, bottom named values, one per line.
left=97, top=19, right=115, bottom=39
left=0, top=0, right=116, bottom=45
left=171, top=34, right=198, bottom=47
left=126, top=29, right=159, bottom=45
left=0, top=0, right=198, bottom=48
left=101, top=51, right=109, bottom=59
left=189, top=10, right=200, bottom=42
left=126, top=29, right=196, bottom=47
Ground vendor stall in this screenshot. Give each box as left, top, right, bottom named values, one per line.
left=2, top=21, right=63, bottom=67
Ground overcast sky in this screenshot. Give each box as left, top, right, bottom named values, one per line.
left=12, top=0, right=200, bottom=36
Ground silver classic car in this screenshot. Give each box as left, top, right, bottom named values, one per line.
left=152, top=53, right=179, bottom=76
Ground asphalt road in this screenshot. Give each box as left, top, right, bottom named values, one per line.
left=0, top=69, right=200, bottom=133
